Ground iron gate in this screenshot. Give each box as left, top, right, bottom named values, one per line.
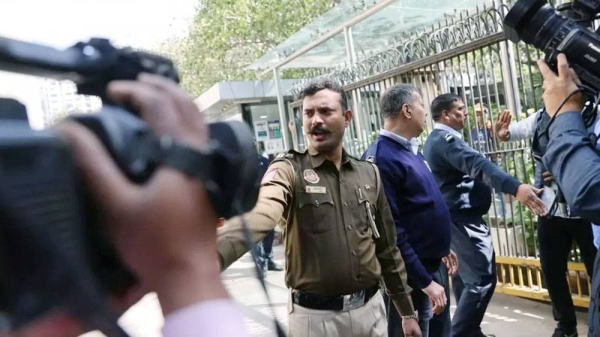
left=285, top=0, right=590, bottom=307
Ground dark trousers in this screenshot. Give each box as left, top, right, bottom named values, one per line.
left=450, top=220, right=496, bottom=337
left=429, top=263, right=452, bottom=337
left=538, top=217, right=597, bottom=332
left=253, top=230, right=276, bottom=271
left=383, top=263, right=451, bottom=337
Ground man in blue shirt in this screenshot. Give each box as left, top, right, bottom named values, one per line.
left=423, top=93, right=547, bottom=337
left=537, top=53, right=600, bottom=337
left=362, top=84, right=458, bottom=337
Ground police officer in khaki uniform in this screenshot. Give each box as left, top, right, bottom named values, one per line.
left=218, top=79, right=421, bottom=337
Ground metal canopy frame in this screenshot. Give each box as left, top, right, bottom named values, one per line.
left=258, top=0, right=396, bottom=78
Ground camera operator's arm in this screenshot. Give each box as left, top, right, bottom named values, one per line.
left=539, top=54, right=600, bottom=223
left=54, top=74, right=249, bottom=337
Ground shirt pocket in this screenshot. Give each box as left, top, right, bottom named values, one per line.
left=354, top=189, right=376, bottom=236
left=297, top=191, right=335, bottom=233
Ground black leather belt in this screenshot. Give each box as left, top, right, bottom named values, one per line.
left=291, top=285, right=379, bottom=311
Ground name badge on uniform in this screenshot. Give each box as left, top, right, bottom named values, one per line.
left=305, top=186, right=326, bottom=194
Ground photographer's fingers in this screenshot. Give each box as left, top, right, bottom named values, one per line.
left=556, top=53, right=571, bottom=78
left=569, top=67, right=582, bottom=86
left=537, top=59, right=556, bottom=80
left=107, top=80, right=180, bottom=136
left=137, top=74, right=208, bottom=148
left=54, top=122, right=135, bottom=213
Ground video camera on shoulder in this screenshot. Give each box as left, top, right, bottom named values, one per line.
left=0, top=37, right=260, bottom=336
left=503, top=0, right=600, bottom=128
left=504, top=0, right=600, bottom=93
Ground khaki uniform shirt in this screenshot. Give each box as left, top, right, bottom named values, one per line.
left=217, top=148, right=415, bottom=315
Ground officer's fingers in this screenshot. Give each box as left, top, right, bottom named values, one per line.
left=106, top=80, right=180, bottom=136
left=527, top=196, right=547, bottom=215
left=54, top=121, right=136, bottom=212
left=537, top=59, right=556, bottom=80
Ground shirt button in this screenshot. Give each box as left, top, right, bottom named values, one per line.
left=352, top=250, right=357, bottom=256
left=347, top=225, right=352, bottom=230
left=315, top=199, right=320, bottom=205
left=343, top=201, right=348, bottom=206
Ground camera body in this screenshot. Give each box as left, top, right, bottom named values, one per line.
left=0, top=37, right=260, bottom=336
left=504, top=0, right=600, bottom=92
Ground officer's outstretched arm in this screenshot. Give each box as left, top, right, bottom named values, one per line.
left=442, top=135, right=521, bottom=196
left=370, top=164, right=416, bottom=317
left=217, top=160, right=295, bottom=270
left=543, top=112, right=600, bottom=223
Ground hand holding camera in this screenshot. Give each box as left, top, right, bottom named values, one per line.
left=537, top=54, right=584, bottom=117
left=56, top=74, right=228, bottom=316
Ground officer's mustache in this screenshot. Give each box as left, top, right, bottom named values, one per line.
left=308, top=126, right=331, bottom=135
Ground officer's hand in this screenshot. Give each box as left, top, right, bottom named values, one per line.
left=515, top=184, right=547, bottom=216
left=402, top=317, right=422, bottom=337
left=422, top=281, right=447, bottom=314
left=442, top=250, right=459, bottom=276
left=543, top=171, right=554, bottom=183
left=495, top=110, right=512, bottom=141
left=538, top=54, right=583, bottom=117
left=50, top=74, right=226, bottom=334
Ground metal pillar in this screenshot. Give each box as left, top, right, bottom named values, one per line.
left=344, top=26, right=366, bottom=152
left=273, top=67, right=290, bottom=150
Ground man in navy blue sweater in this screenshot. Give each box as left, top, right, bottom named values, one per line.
left=362, top=84, right=458, bottom=337
left=423, top=93, right=547, bottom=337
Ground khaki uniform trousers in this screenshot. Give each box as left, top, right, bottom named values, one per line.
left=287, top=290, right=388, bottom=337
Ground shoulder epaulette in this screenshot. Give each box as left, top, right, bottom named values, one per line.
left=273, top=148, right=306, bottom=161
left=443, top=132, right=455, bottom=143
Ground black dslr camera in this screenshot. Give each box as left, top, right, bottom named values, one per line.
left=0, top=37, right=260, bottom=336
left=504, top=0, right=600, bottom=93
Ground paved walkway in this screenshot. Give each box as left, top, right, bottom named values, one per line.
left=82, top=244, right=589, bottom=337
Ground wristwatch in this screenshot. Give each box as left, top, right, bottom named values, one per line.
left=401, top=310, right=419, bottom=321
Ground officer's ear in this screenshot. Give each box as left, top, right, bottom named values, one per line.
left=442, top=109, right=451, bottom=121
left=343, top=109, right=353, bottom=127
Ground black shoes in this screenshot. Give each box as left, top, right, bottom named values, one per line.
left=267, top=261, right=283, bottom=271
left=552, top=328, right=578, bottom=337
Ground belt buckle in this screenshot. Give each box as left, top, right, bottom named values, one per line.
left=342, top=290, right=366, bottom=311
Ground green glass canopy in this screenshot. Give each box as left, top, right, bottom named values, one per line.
left=249, top=0, right=495, bottom=71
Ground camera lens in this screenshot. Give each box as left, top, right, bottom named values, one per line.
left=504, top=0, right=600, bottom=92
left=504, top=0, right=565, bottom=50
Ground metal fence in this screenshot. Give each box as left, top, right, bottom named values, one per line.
left=286, top=0, right=591, bottom=307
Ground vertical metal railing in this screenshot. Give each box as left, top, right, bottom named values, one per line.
left=284, top=0, right=590, bottom=306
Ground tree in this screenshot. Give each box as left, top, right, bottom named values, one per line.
left=156, top=0, right=336, bottom=97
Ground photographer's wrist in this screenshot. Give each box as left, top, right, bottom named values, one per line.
left=152, top=251, right=228, bottom=315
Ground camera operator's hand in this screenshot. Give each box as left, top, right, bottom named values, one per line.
left=495, top=110, right=512, bottom=141
left=56, top=74, right=227, bottom=313
left=538, top=54, right=584, bottom=117
left=515, top=184, right=546, bottom=216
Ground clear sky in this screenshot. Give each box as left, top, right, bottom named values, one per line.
left=0, top=0, right=198, bottom=128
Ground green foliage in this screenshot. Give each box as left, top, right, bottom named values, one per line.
left=155, top=0, right=335, bottom=97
